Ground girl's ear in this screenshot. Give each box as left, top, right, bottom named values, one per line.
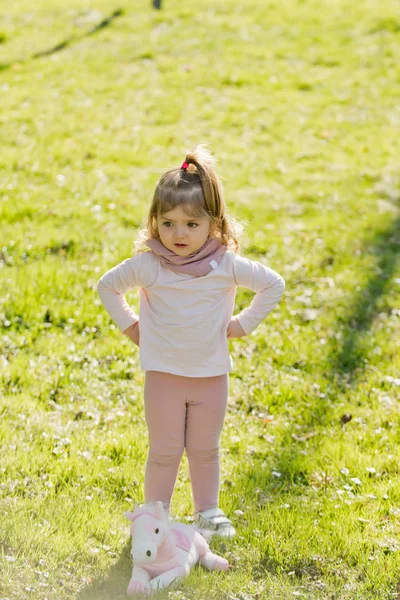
left=125, top=511, right=135, bottom=521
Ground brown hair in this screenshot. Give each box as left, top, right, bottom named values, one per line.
left=133, top=144, right=243, bottom=253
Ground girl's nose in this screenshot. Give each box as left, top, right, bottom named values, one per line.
left=175, top=228, right=186, bottom=239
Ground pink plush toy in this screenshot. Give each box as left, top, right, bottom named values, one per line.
left=125, top=501, right=229, bottom=595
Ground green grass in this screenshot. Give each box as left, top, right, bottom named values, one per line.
left=1, top=0, right=399, bottom=598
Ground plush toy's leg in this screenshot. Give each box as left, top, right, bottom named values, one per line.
left=199, top=550, right=229, bottom=571
left=145, top=565, right=187, bottom=592
left=127, top=566, right=151, bottom=596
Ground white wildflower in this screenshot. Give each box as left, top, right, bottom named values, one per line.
left=350, top=477, right=362, bottom=486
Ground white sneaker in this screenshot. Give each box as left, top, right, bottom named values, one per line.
left=194, top=507, right=236, bottom=539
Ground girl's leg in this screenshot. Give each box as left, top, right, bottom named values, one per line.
left=184, top=374, right=228, bottom=512
left=143, top=371, right=186, bottom=509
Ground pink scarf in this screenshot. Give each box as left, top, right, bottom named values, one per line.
left=145, top=236, right=227, bottom=277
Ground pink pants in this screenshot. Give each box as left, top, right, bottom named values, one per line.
left=144, top=370, right=228, bottom=512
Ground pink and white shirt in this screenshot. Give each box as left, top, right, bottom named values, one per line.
left=97, top=250, right=285, bottom=378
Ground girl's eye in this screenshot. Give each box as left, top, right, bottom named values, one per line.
left=155, top=528, right=159, bottom=534
left=162, top=222, right=198, bottom=228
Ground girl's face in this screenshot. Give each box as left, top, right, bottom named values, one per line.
left=156, top=204, right=212, bottom=255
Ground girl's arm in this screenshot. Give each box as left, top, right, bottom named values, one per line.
left=123, top=320, right=140, bottom=346
left=232, top=255, right=285, bottom=336
left=96, top=253, right=156, bottom=334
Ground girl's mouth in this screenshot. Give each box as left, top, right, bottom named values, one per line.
left=175, top=244, right=187, bottom=247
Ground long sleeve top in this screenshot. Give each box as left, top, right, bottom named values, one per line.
left=97, top=250, right=285, bottom=377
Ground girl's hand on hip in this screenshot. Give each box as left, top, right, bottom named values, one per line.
left=226, top=316, right=246, bottom=339
left=123, top=321, right=140, bottom=346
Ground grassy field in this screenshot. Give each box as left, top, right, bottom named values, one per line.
left=1, top=0, right=399, bottom=598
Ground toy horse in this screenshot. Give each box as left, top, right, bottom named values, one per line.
left=125, top=501, right=229, bottom=595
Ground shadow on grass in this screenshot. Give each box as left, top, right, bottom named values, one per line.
left=229, top=214, right=400, bottom=575
left=0, top=9, right=123, bottom=71
left=77, top=539, right=131, bottom=600
left=328, top=216, right=400, bottom=385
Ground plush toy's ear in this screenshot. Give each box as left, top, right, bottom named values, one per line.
left=125, top=511, right=135, bottom=521
left=154, top=501, right=165, bottom=521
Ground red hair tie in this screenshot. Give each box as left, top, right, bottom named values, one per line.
left=181, top=161, right=189, bottom=170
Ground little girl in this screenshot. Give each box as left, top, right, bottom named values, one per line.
left=97, top=145, right=285, bottom=538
